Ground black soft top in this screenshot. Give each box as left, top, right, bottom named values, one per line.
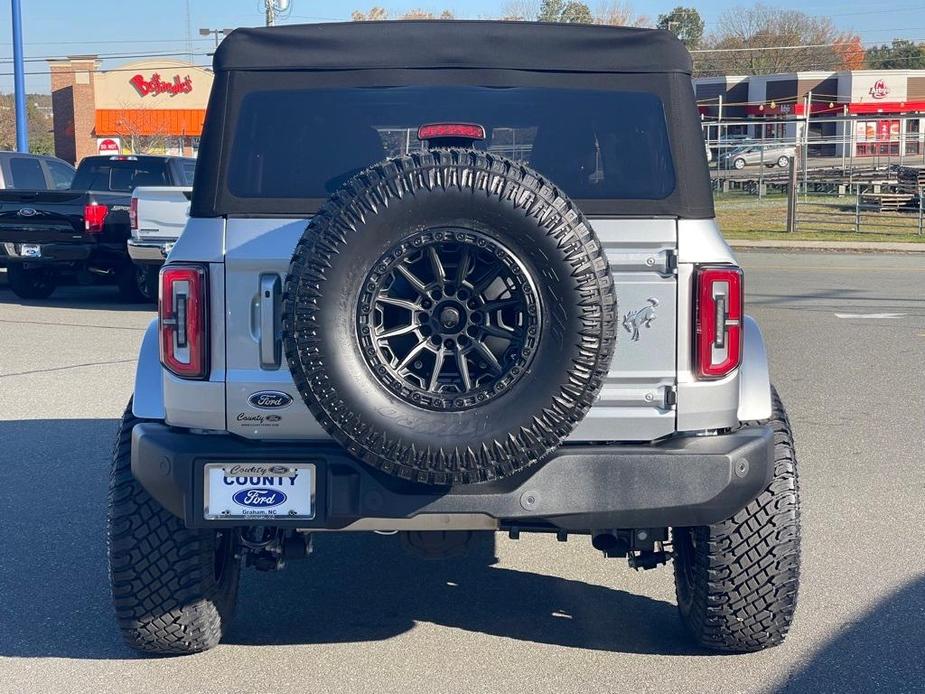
left=215, top=21, right=692, bottom=75
left=193, top=21, right=713, bottom=219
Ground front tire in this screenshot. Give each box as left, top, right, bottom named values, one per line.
left=7, top=264, right=56, bottom=300
left=777, top=156, right=791, bottom=168
left=733, top=158, right=746, bottom=170
left=672, top=386, right=800, bottom=652
left=107, top=402, right=240, bottom=655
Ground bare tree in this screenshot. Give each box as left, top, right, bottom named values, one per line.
left=501, top=0, right=540, bottom=20
left=114, top=102, right=170, bottom=154
left=352, top=7, right=454, bottom=20
left=594, top=1, right=650, bottom=27
left=696, top=4, right=859, bottom=76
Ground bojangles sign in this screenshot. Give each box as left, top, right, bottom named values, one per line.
left=129, top=73, right=194, bottom=97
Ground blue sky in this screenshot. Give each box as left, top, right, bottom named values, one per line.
left=2, top=0, right=924, bottom=92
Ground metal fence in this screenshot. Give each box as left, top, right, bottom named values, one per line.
left=793, top=183, right=925, bottom=236
left=705, top=113, right=925, bottom=198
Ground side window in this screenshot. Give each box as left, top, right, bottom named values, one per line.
left=46, top=160, right=75, bottom=190
left=9, top=157, right=48, bottom=190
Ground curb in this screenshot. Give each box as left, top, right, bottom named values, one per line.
left=728, top=239, right=925, bottom=253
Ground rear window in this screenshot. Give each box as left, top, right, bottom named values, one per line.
left=226, top=86, right=676, bottom=202
left=9, top=157, right=48, bottom=189
left=72, top=160, right=170, bottom=192
left=180, top=160, right=196, bottom=185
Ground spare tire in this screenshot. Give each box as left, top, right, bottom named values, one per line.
left=284, top=149, right=616, bottom=485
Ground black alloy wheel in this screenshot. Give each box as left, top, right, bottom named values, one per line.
left=357, top=230, right=540, bottom=411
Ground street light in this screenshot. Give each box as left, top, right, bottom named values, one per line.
left=199, top=27, right=234, bottom=49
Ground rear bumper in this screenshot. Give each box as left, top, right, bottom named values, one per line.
left=2, top=241, right=92, bottom=263
left=132, top=423, right=774, bottom=531
left=127, top=238, right=173, bottom=264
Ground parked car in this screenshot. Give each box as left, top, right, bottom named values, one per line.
left=128, top=184, right=193, bottom=284
left=0, top=154, right=194, bottom=301
left=721, top=144, right=795, bottom=170
left=0, top=151, right=75, bottom=191
left=112, top=21, right=800, bottom=656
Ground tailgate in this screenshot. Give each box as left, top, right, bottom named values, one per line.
left=221, top=217, right=678, bottom=443
left=0, top=190, right=86, bottom=243
left=133, top=187, right=192, bottom=241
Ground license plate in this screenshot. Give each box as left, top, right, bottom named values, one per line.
left=204, top=462, right=315, bottom=520
left=21, top=243, right=41, bottom=258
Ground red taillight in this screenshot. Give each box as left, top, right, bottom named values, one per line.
left=84, top=203, right=109, bottom=233
left=159, top=264, right=208, bottom=379
left=417, top=123, right=486, bottom=141
left=129, top=197, right=138, bottom=230
left=695, top=266, right=743, bottom=379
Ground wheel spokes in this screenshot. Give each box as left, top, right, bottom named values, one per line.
left=377, top=323, right=418, bottom=340
left=396, top=338, right=430, bottom=371
left=376, top=295, right=419, bottom=311
left=395, top=263, right=428, bottom=294
left=428, top=347, right=446, bottom=392
left=470, top=339, right=503, bottom=375
left=480, top=323, right=517, bottom=340
left=427, top=245, right=446, bottom=286
left=455, top=247, right=471, bottom=287
left=455, top=347, right=472, bottom=391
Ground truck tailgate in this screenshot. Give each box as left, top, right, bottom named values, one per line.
left=133, top=187, right=192, bottom=241
left=0, top=190, right=86, bottom=243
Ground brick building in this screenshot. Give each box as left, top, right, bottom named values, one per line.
left=48, top=56, right=213, bottom=165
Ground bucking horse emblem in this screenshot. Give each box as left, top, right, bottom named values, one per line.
left=623, top=298, right=659, bottom=341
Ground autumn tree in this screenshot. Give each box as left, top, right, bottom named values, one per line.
left=832, top=36, right=865, bottom=70
left=695, top=4, right=861, bottom=76
left=657, top=6, right=704, bottom=49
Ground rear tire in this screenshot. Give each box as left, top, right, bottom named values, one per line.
left=777, top=156, right=790, bottom=168
left=116, top=263, right=156, bottom=303
left=107, top=402, right=240, bottom=655
left=672, top=386, right=800, bottom=652
left=7, top=264, right=56, bottom=300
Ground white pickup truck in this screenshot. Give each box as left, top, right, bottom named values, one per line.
left=128, top=186, right=192, bottom=293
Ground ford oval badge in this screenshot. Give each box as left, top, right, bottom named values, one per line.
left=17, top=208, right=37, bottom=217
left=232, top=488, right=287, bottom=508
left=248, top=391, right=293, bottom=409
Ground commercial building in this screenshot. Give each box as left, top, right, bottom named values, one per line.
left=694, top=69, right=925, bottom=157
left=48, top=56, right=213, bottom=165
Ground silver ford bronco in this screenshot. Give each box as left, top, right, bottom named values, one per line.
left=109, top=21, right=800, bottom=655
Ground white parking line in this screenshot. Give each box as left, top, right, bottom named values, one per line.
left=834, top=313, right=906, bottom=319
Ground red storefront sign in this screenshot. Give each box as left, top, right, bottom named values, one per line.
left=130, top=73, right=194, bottom=97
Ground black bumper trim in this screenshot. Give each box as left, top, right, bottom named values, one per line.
left=131, top=424, right=774, bottom=530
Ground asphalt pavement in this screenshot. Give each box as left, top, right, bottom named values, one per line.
left=0, top=251, right=923, bottom=694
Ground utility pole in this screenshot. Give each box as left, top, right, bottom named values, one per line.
left=263, top=0, right=289, bottom=27
left=11, top=0, right=28, bottom=152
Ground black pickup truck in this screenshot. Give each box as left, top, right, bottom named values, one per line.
left=0, top=154, right=195, bottom=301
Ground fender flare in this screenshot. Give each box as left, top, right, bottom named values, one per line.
left=132, top=318, right=166, bottom=420
left=737, top=315, right=772, bottom=422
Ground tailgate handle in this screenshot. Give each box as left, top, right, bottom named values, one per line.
left=259, top=274, right=281, bottom=369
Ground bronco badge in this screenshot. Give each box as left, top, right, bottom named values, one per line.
left=623, top=298, right=659, bottom=341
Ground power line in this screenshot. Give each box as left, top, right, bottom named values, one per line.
left=0, top=50, right=212, bottom=65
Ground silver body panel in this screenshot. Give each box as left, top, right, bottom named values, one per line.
left=147, top=215, right=772, bottom=442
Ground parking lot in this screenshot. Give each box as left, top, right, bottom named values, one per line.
left=0, top=250, right=923, bottom=694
